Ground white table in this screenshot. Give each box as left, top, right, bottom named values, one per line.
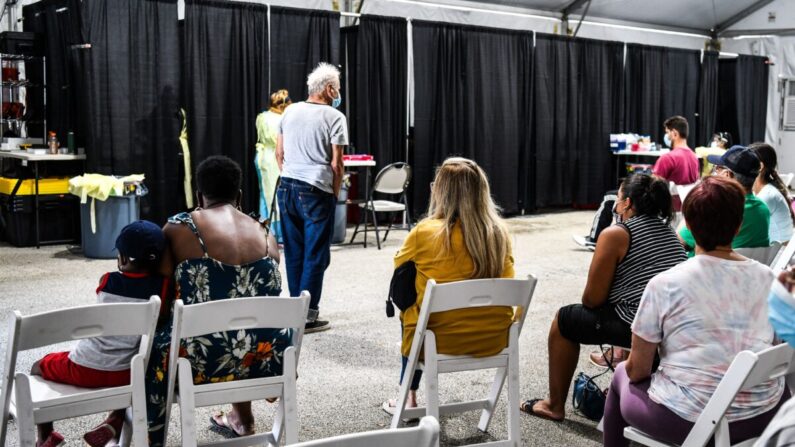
left=611, top=149, right=703, bottom=183
left=342, top=159, right=377, bottom=247
left=0, top=150, right=86, bottom=248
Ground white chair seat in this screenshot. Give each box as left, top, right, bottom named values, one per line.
left=359, top=200, right=406, bottom=212
left=13, top=377, right=132, bottom=410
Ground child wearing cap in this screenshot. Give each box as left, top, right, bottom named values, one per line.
left=30, top=220, right=171, bottom=447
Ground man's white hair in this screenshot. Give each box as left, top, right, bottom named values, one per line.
left=307, top=62, right=340, bottom=95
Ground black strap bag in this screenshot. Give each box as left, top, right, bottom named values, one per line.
left=386, top=261, right=417, bottom=317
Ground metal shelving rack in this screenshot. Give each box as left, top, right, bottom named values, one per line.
left=0, top=53, right=45, bottom=147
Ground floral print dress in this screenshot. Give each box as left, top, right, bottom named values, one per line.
left=145, top=212, right=290, bottom=446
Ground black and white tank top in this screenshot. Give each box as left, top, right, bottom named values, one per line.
left=607, top=214, right=687, bottom=324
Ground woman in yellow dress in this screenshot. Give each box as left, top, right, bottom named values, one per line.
left=255, top=89, right=291, bottom=241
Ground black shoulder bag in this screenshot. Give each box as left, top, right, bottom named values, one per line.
left=386, top=261, right=417, bottom=317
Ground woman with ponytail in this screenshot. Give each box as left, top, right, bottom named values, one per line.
left=751, top=143, right=794, bottom=243
left=522, top=173, right=687, bottom=422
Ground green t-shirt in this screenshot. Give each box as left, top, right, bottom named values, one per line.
left=679, top=193, right=771, bottom=257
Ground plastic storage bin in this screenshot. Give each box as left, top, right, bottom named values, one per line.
left=0, top=193, right=80, bottom=246
left=332, top=185, right=349, bottom=244
left=80, top=195, right=139, bottom=259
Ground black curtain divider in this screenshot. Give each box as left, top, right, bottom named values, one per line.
left=184, top=0, right=269, bottom=213
left=532, top=34, right=624, bottom=207
left=22, top=0, right=85, bottom=149
left=717, top=55, right=769, bottom=145
left=354, top=15, right=407, bottom=169
left=624, top=44, right=701, bottom=147
left=270, top=7, right=340, bottom=101
left=696, top=51, right=719, bottom=146
left=412, top=21, right=532, bottom=215
left=82, top=0, right=180, bottom=224
left=341, top=26, right=358, bottom=149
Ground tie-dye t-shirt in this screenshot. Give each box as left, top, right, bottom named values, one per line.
left=632, top=255, right=784, bottom=422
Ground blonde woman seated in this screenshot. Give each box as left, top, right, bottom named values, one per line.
left=382, top=157, right=514, bottom=412
left=602, top=176, right=787, bottom=446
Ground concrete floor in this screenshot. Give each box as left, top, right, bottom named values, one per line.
left=0, top=210, right=611, bottom=446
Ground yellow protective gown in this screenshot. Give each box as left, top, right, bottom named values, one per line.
left=255, top=110, right=282, bottom=233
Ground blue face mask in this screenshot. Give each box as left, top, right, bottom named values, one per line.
left=769, top=281, right=795, bottom=347
left=332, top=91, right=342, bottom=109
left=663, top=133, right=672, bottom=148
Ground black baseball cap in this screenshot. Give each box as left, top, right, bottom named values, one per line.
left=114, top=220, right=165, bottom=262
left=707, top=145, right=760, bottom=178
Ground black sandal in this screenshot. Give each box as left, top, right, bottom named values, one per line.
left=519, top=399, right=564, bottom=422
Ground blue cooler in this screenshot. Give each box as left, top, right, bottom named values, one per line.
left=80, top=195, right=139, bottom=259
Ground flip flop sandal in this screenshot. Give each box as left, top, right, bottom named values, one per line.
left=83, top=423, right=117, bottom=447
left=209, top=413, right=252, bottom=438
left=519, top=399, right=564, bottom=422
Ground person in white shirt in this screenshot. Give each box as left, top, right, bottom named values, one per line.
left=751, top=142, right=794, bottom=244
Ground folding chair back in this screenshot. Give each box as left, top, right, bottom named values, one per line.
left=373, top=162, right=411, bottom=195
left=393, top=276, right=537, bottom=447
left=165, top=293, right=310, bottom=447
left=292, top=416, right=439, bottom=447
left=736, top=242, right=784, bottom=266
left=624, top=343, right=795, bottom=447
left=676, top=182, right=698, bottom=204
left=771, top=234, right=795, bottom=272
left=780, top=173, right=794, bottom=189
left=1, top=297, right=161, bottom=447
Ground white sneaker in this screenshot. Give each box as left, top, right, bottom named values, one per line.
left=572, top=234, right=596, bottom=251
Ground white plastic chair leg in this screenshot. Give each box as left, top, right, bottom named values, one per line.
left=130, top=355, right=148, bottom=447
left=15, top=375, right=35, bottom=447
left=507, top=328, right=521, bottom=445
left=177, top=358, right=198, bottom=447
left=282, top=348, right=299, bottom=445
left=477, top=367, right=507, bottom=432
left=424, top=332, right=440, bottom=421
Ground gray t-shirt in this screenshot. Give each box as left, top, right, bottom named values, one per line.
left=279, top=101, right=348, bottom=193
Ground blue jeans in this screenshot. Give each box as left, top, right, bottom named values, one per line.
left=277, top=177, right=336, bottom=319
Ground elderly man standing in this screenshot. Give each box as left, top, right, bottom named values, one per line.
left=276, top=62, right=347, bottom=333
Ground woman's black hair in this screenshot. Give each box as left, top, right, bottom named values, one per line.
left=196, top=155, right=242, bottom=202
left=749, top=142, right=795, bottom=225
left=620, top=173, right=674, bottom=224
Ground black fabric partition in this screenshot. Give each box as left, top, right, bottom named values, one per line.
left=717, top=55, right=769, bottom=145
left=341, top=26, right=358, bottom=149
left=624, top=44, right=701, bottom=147
left=354, top=15, right=407, bottom=168
left=532, top=34, right=624, bottom=207
left=696, top=51, right=720, bottom=146
left=22, top=0, right=86, bottom=148
left=270, top=7, right=340, bottom=101
left=412, top=21, right=532, bottom=215
left=184, top=0, right=269, bottom=213
left=82, top=0, right=181, bottom=224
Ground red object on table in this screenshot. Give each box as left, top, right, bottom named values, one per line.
left=343, top=154, right=373, bottom=161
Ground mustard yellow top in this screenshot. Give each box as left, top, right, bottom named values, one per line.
left=395, top=219, right=515, bottom=358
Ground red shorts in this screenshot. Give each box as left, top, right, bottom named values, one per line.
left=37, top=352, right=130, bottom=388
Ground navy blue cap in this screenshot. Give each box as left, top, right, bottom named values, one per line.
left=114, top=220, right=165, bottom=262
left=707, top=145, right=760, bottom=178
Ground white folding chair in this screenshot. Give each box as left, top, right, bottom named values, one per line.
left=624, top=342, right=795, bottom=447
left=676, top=183, right=698, bottom=204
left=0, top=296, right=160, bottom=447
left=391, top=276, right=537, bottom=447
left=291, top=415, right=439, bottom=447
left=350, top=162, right=412, bottom=250
left=771, top=234, right=795, bottom=272
left=737, top=242, right=784, bottom=266
left=165, top=293, right=310, bottom=447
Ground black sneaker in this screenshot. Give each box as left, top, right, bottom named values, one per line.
left=305, top=319, right=331, bottom=334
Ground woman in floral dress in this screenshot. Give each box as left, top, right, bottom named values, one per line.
left=146, top=156, right=291, bottom=446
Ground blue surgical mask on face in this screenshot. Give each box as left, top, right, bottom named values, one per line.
left=769, top=281, right=795, bottom=347
left=332, top=91, right=342, bottom=109
left=663, top=133, right=672, bottom=148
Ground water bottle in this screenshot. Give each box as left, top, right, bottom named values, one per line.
left=47, top=131, right=59, bottom=155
